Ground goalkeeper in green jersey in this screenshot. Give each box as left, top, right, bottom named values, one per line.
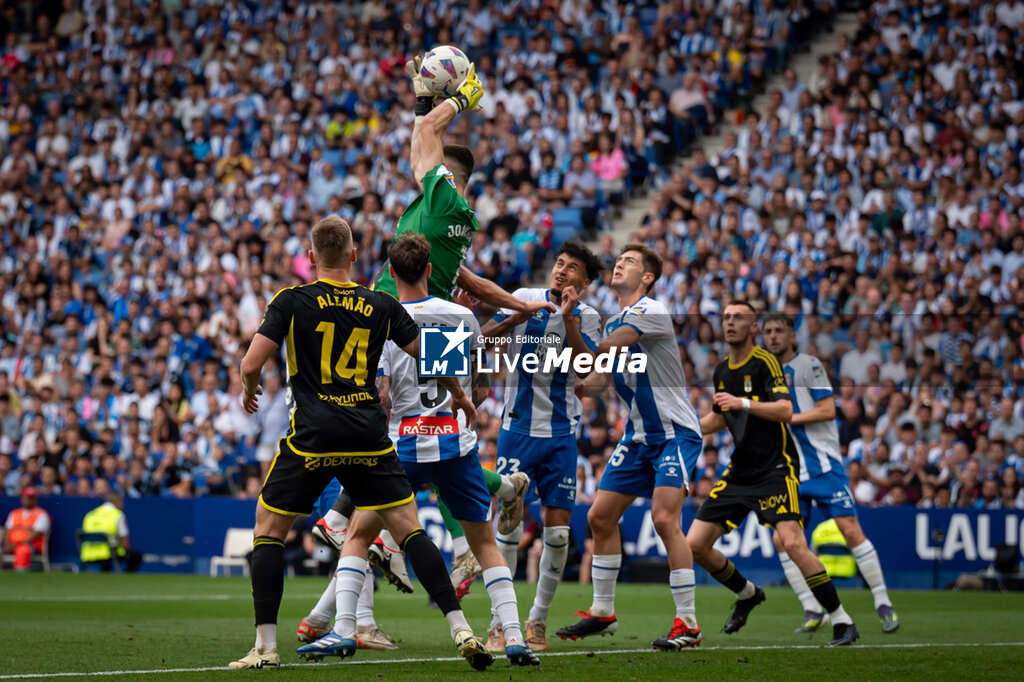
left=311, top=58, right=553, bottom=616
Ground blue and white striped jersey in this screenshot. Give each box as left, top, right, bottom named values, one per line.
left=494, top=288, right=601, bottom=437
left=604, top=296, right=701, bottom=445
left=782, top=352, right=841, bottom=481
left=380, top=296, right=481, bottom=463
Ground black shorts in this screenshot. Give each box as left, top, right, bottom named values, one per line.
left=695, top=469, right=802, bottom=530
left=260, top=440, right=414, bottom=516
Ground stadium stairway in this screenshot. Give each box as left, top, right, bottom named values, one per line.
left=529, top=9, right=860, bottom=284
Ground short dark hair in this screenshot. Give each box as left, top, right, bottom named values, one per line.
left=620, top=242, right=662, bottom=293
left=556, top=241, right=603, bottom=282
left=389, top=233, right=432, bottom=285
left=443, top=144, right=475, bottom=188
left=725, top=298, right=758, bottom=315
left=762, top=312, right=795, bottom=330
left=311, top=216, right=353, bottom=268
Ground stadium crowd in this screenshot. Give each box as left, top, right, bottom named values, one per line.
left=0, top=0, right=1023, bottom=517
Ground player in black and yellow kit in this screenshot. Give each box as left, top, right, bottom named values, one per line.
left=229, top=217, right=493, bottom=671
left=687, top=300, right=859, bottom=647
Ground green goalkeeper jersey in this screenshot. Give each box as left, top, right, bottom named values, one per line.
left=372, top=163, right=478, bottom=301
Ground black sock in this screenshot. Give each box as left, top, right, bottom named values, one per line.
left=401, top=528, right=460, bottom=615
left=331, top=491, right=355, bottom=518
left=806, top=571, right=841, bottom=613
left=710, top=559, right=751, bottom=594
left=251, top=536, right=285, bottom=626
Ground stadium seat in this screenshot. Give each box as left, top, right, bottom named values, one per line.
left=210, top=528, right=254, bottom=577
left=638, top=7, right=659, bottom=34
left=549, top=208, right=583, bottom=250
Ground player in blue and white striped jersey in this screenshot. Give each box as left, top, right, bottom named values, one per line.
left=556, top=243, right=703, bottom=651
left=481, top=241, right=604, bottom=651
left=762, top=313, right=899, bottom=635
left=377, top=233, right=539, bottom=667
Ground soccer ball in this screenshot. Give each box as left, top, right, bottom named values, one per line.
left=419, top=45, right=471, bottom=97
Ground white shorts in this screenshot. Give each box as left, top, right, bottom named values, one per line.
left=256, top=444, right=276, bottom=463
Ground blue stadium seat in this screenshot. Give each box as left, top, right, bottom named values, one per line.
left=638, top=6, right=660, bottom=37
left=550, top=207, right=583, bottom=250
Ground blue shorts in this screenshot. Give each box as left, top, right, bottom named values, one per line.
left=312, top=479, right=342, bottom=523
left=496, top=429, right=578, bottom=510
left=599, top=428, right=702, bottom=499
left=799, top=467, right=857, bottom=519
left=400, top=449, right=491, bottom=523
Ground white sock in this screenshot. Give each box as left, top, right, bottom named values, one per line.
left=446, top=610, right=471, bottom=639
left=452, top=534, right=470, bottom=558
left=851, top=540, right=891, bottom=609
left=736, top=580, right=756, bottom=600
left=669, top=568, right=697, bottom=628
left=589, top=554, right=621, bottom=617
left=828, top=604, right=853, bottom=626
left=323, top=509, right=349, bottom=531
left=496, top=523, right=523, bottom=577
left=356, top=567, right=376, bottom=627
left=255, top=623, right=277, bottom=651
left=779, top=551, right=822, bottom=612
left=528, top=526, right=569, bottom=622
left=378, top=529, right=399, bottom=552
left=483, top=565, right=523, bottom=645
left=333, top=556, right=368, bottom=638
left=496, top=474, right=516, bottom=501
left=307, top=572, right=338, bottom=627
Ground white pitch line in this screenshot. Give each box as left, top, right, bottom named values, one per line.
left=0, top=642, right=1022, bottom=679
left=0, top=594, right=325, bottom=603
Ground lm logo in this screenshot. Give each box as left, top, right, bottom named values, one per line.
left=419, top=321, right=472, bottom=378
left=759, top=493, right=788, bottom=511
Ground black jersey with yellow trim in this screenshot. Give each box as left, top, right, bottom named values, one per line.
left=256, top=279, right=419, bottom=455
left=712, top=346, right=800, bottom=483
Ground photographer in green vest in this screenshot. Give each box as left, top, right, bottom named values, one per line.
left=80, top=493, right=142, bottom=572
left=810, top=519, right=857, bottom=579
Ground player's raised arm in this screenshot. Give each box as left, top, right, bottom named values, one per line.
left=409, top=59, right=484, bottom=187
left=457, top=266, right=557, bottom=314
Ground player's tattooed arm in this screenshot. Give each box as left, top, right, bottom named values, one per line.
left=376, top=374, right=391, bottom=414
left=471, top=364, right=490, bottom=407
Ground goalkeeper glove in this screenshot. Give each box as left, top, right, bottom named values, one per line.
left=446, top=64, right=484, bottom=114
left=406, top=55, right=436, bottom=117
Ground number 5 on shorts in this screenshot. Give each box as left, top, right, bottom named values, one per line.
left=609, top=443, right=627, bottom=467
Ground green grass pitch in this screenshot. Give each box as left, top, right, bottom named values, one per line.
left=1, top=573, right=1022, bottom=680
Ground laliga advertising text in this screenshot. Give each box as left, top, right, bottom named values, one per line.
left=475, top=342, right=648, bottom=375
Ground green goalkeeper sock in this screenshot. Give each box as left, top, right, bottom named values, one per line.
left=436, top=491, right=465, bottom=540
left=482, top=467, right=502, bottom=494
left=436, top=469, right=503, bottom=540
